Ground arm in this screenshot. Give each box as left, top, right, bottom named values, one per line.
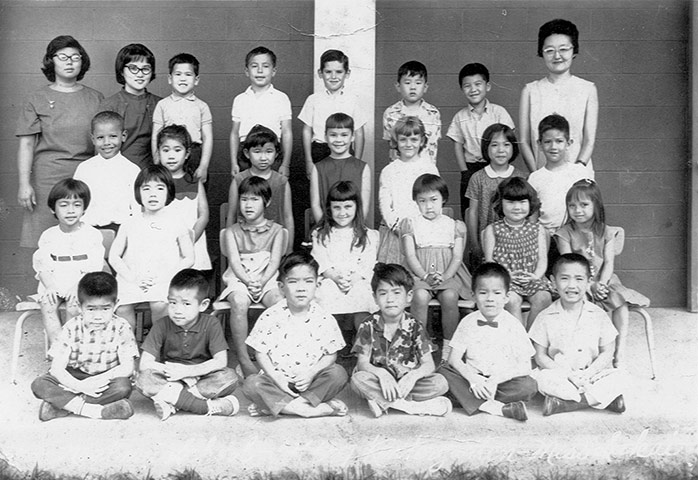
left=518, top=87, right=537, bottom=172
left=259, top=227, right=285, bottom=286
left=453, top=140, right=467, bottom=172
left=282, top=183, right=294, bottom=253
left=193, top=182, right=209, bottom=242
left=378, top=171, right=398, bottom=229
left=353, top=126, right=365, bottom=159
left=163, top=350, right=227, bottom=381
left=222, top=227, right=253, bottom=285
left=225, top=180, right=239, bottom=228
left=401, top=226, right=426, bottom=278
left=355, top=351, right=400, bottom=402
left=597, top=232, right=616, bottom=285
left=176, top=230, right=195, bottom=270
left=49, top=347, right=108, bottom=397
left=139, top=351, right=166, bottom=373
left=292, top=352, right=337, bottom=392
left=302, top=124, right=314, bottom=178
left=279, top=119, right=293, bottom=177
left=396, top=351, right=436, bottom=398
left=533, top=341, right=565, bottom=371
left=581, top=341, right=614, bottom=378
left=466, top=199, right=480, bottom=254
left=229, top=120, right=241, bottom=176
left=575, top=85, right=599, bottom=166
left=448, top=344, right=493, bottom=400
left=555, top=233, right=572, bottom=254
left=309, top=166, right=323, bottom=223
left=255, top=348, right=297, bottom=397
left=17, top=135, right=37, bottom=211
left=360, top=164, right=372, bottom=219
left=441, top=227, right=465, bottom=281
left=108, top=225, right=136, bottom=283
left=532, top=223, right=549, bottom=279
left=195, top=123, right=213, bottom=183
left=482, top=224, right=495, bottom=262
left=151, top=123, right=162, bottom=164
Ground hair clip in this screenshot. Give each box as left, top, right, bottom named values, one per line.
left=583, top=178, right=595, bottom=185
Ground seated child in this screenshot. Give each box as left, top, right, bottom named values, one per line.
left=31, top=272, right=138, bottom=421
left=136, top=269, right=240, bottom=420
left=33, top=179, right=105, bottom=345
left=530, top=253, right=627, bottom=417
left=73, top=111, right=140, bottom=231
left=242, top=251, right=349, bottom=418
left=439, top=262, right=537, bottom=422
left=351, top=263, right=452, bottom=417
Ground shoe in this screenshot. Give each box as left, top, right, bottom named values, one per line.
left=542, top=395, right=585, bottom=416
left=398, top=396, right=452, bottom=417
left=153, top=397, right=176, bottom=421
left=101, top=399, right=134, bottom=420
left=605, top=395, right=626, bottom=414
left=367, top=399, right=383, bottom=418
left=38, top=401, right=70, bottom=422
left=502, top=401, right=528, bottom=421
left=206, top=394, right=240, bottom=416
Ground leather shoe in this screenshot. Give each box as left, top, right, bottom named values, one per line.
left=542, top=395, right=585, bottom=416
left=605, top=395, right=626, bottom=413
left=502, top=401, right=528, bottom=421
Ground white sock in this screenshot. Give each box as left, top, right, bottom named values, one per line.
left=63, top=397, right=85, bottom=415
left=478, top=399, right=504, bottom=416
left=80, top=403, right=103, bottom=419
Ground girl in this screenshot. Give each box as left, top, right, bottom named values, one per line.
left=465, top=123, right=527, bottom=267
left=158, top=124, right=211, bottom=270
left=555, top=179, right=650, bottom=368
left=377, top=116, right=438, bottom=264
left=401, top=174, right=471, bottom=362
left=109, top=165, right=194, bottom=329
left=33, top=179, right=104, bottom=345
left=99, top=43, right=161, bottom=168
left=226, top=125, right=294, bottom=251
left=218, top=176, right=285, bottom=377
left=311, top=181, right=378, bottom=331
left=519, top=19, right=598, bottom=177
left=483, top=177, right=552, bottom=328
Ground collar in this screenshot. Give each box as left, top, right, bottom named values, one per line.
left=468, top=99, right=489, bottom=114
left=239, top=218, right=273, bottom=233
left=245, top=84, right=275, bottom=96
left=399, top=98, right=439, bottom=114
left=324, top=87, right=345, bottom=97
left=172, top=316, right=202, bottom=333
left=81, top=314, right=117, bottom=334
left=485, top=165, right=514, bottom=178
left=372, top=312, right=411, bottom=333
left=548, top=299, right=596, bottom=315
left=169, top=92, right=197, bottom=102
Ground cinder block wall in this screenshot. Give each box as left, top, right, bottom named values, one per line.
left=375, top=0, right=689, bottom=306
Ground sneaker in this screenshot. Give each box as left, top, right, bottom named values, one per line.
left=153, top=397, right=176, bottom=421
left=502, top=401, right=528, bottom=421
left=206, top=394, right=240, bottom=416
left=542, top=395, right=585, bottom=416
left=605, top=395, right=626, bottom=414
left=38, top=401, right=70, bottom=422
left=101, top=399, right=134, bottom=420
left=395, top=396, right=452, bottom=416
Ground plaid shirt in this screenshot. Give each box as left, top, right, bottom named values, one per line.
left=382, top=99, right=442, bottom=163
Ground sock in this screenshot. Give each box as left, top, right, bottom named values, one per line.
left=80, top=403, right=103, bottom=419
left=63, top=397, right=85, bottom=415
left=441, top=340, right=452, bottom=363
left=175, top=388, right=209, bottom=414
left=478, top=399, right=504, bottom=416
left=152, top=382, right=183, bottom=404
left=188, top=385, right=206, bottom=400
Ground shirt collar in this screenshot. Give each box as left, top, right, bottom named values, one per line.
left=245, top=84, right=275, bottom=96
left=169, top=92, right=197, bottom=102
left=468, top=99, right=490, bottom=114
left=485, top=165, right=514, bottom=178
left=172, top=316, right=202, bottom=333
left=80, top=314, right=117, bottom=334
left=372, top=312, right=411, bottom=333
left=548, top=299, right=596, bottom=315
left=324, top=87, right=345, bottom=96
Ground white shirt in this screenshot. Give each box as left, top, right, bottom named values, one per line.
left=528, top=163, right=588, bottom=233
left=231, top=85, right=292, bottom=141
left=298, top=88, right=367, bottom=143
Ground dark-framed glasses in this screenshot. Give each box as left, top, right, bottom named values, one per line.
left=126, top=64, right=153, bottom=76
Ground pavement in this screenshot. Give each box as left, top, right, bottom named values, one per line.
left=1, top=307, right=697, bottom=479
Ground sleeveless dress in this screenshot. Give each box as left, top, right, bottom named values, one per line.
left=171, top=176, right=211, bottom=270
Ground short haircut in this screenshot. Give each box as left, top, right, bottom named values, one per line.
left=481, top=123, right=520, bottom=163
left=42, top=35, right=91, bottom=82
left=325, top=112, right=354, bottom=132
left=134, top=165, right=176, bottom=206
left=538, top=114, right=570, bottom=140
left=245, top=46, right=276, bottom=67
left=397, top=60, right=427, bottom=82
left=412, top=174, right=449, bottom=203
left=91, top=111, right=124, bottom=132
left=320, top=49, right=349, bottom=71
left=492, top=177, right=540, bottom=218
left=78, top=272, right=118, bottom=304
left=391, top=116, right=426, bottom=153
left=277, top=251, right=319, bottom=282
left=238, top=175, right=272, bottom=204
left=472, top=262, right=511, bottom=292
left=114, top=43, right=156, bottom=84
left=371, top=263, right=414, bottom=293
left=169, top=268, right=209, bottom=300
left=553, top=253, right=591, bottom=277
left=48, top=178, right=91, bottom=212
left=243, top=124, right=281, bottom=155
left=157, top=124, right=192, bottom=150
left=538, top=19, right=580, bottom=57
left=458, top=62, right=490, bottom=86
left=168, top=53, right=199, bottom=75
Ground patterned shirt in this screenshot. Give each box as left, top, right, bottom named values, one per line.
left=446, top=100, right=515, bottom=164
left=382, top=99, right=441, bottom=163
left=351, top=312, right=435, bottom=379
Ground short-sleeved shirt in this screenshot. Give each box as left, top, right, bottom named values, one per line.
left=246, top=300, right=344, bottom=380
left=48, top=314, right=138, bottom=375
left=352, top=312, right=435, bottom=380
left=466, top=165, right=527, bottom=236
left=528, top=163, right=589, bottom=234
left=298, top=88, right=367, bottom=143
left=142, top=313, right=228, bottom=365
left=153, top=93, right=212, bottom=144
left=231, top=85, right=292, bottom=141
left=446, top=101, right=515, bottom=164
left=449, top=310, right=534, bottom=378
left=233, top=170, right=289, bottom=228
left=382, top=99, right=441, bottom=163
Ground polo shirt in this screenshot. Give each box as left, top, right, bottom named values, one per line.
left=446, top=100, right=515, bottom=164
left=231, top=85, right=292, bottom=141
left=298, top=88, right=367, bottom=143
left=153, top=93, right=212, bottom=144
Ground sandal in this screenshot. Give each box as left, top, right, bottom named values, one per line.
left=327, top=399, right=348, bottom=417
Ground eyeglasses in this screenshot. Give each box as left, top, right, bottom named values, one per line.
left=53, top=53, right=82, bottom=62
left=125, top=64, right=153, bottom=76
left=542, top=45, right=574, bottom=57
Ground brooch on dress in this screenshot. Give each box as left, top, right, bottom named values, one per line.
left=48, top=100, right=55, bottom=109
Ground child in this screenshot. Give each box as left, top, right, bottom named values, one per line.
left=383, top=61, right=441, bottom=163
left=401, top=174, right=471, bottom=358
left=31, top=271, right=138, bottom=421
left=157, top=124, right=211, bottom=270
left=242, top=251, right=349, bottom=418
left=465, top=123, right=527, bottom=266
left=446, top=63, right=515, bottom=219
left=527, top=114, right=588, bottom=235
left=351, top=263, right=451, bottom=417
left=530, top=254, right=626, bottom=416
left=226, top=124, right=294, bottom=251
left=555, top=179, right=649, bottom=368
left=310, top=113, right=371, bottom=223
left=299, top=49, right=366, bottom=176
left=218, top=176, right=285, bottom=378
left=230, top=46, right=292, bottom=177
left=99, top=43, right=161, bottom=168
left=152, top=53, right=212, bottom=183
left=73, top=111, right=140, bottom=231
left=311, top=180, right=379, bottom=330
left=483, top=177, right=552, bottom=328
left=377, top=116, right=439, bottom=265
left=33, top=179, right=105, bottom=345
left=439, top=263, right=537, bottom=421
left=109, top=165, right=195, bottom=329
left=136, top=269, right=240, bottom=420
left=520, top=19, right=598, bottom=176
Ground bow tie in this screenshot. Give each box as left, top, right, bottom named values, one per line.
left=477, top=320, right=498, bottom=328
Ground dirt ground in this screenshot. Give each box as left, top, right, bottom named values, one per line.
left=1, top=307, right=697, bottom=479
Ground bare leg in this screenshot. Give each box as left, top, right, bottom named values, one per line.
left=116, top=304, right=136, bottom=331
left=611, top=303, right=629, bottom=368
left=150, top=301, right=169, bottom=323
left=261, top=288, right=282, bottom=308
left=437, top=289, right=460, bottom=340
left=39, top=298, right=63, bottom=347
left=227, top=291, right=255, bottom=377
left=526, top=290, right=552, bottom=331
left=280, top=396, right=347, bottom=418
left=411, top=289, right=430, bottom=328
left=505, top=292, right=524, bottom=326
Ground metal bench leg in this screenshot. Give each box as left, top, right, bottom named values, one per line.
left=12, top=310, right=39, bottom=384
left=632, top=306, right=657, bottom=380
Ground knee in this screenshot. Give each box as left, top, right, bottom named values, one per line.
left=202, top=368, right=241, bottom=398
left=110, top=377, right=133, bottom=399
left=519, top=375, right=539, bottom=399
left=439, top=290, right=459, bottom=306
left=31, top=375, right=52, bottom=399
left=432, top=373, right=449, bottom=395
left=229, top=292, right=251, bottom=310
left=350, top=370, right=374, bottom=389
left=241, top=374, right=264, bottom=398
left=508, top=293, right=523, bottom=308
left=135, top=369, right=163, bottom=397
left=325, top=363, right=349, bottom=385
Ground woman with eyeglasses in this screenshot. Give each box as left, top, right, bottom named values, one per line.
left=15, top=35, right=103, bottom=248
left=99, top=44, right=161, bottom=169
left=518, top=19, right=598, bottom=178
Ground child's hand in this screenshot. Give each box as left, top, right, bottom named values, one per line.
left=79, top=376, right=110, bottom=397
left=278, top=164, right=290, bottom=178
left=512, top=271, right=535, bottom=286
left=469, top=375, right=493, bottom=400
left=41, top=289, right=61, bottom=306
left=194, top=166, right=208, bottom=183
left=139, top=277, right=154, bottom=292
left=590, top=281, right=609, bottom=301
left=425, top=272, right=442, bottom=287
left=163, top=362, right=189, bottom=381
left=396, top=373, right=418, bottom=399
left=247, top=280, right=263, bottom=301
left=292, top=370, right=315, bottom=392
left=376, top=370, right=400, bottom=402
left=271, top=372, right=298, bottom=397
left=231, top=164, right=240, bottom=177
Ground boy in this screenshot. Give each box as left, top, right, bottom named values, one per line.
left=152, top=53, right=213, bottom=183
left=438, top=262, right=537, bottom=421
left=527, top=114, right=588, bottom=234
left=136, top=269, right=240, bottom=420
left=74, top=111, right=140, bottom=231
left=242, top=251, right=349, bottom=418
left=446, top=63, right=515, bottom=219
left=230, top=46, right=292, bottom=177
left=351, top=263, right=452, bottom=418
left=383, top=60, right=441, bottom=163
left=530, top=254, right=626, bottom=416
left=309, top=113, right=371, bottom=222
left=299, top=49, right=366, bottom=177
left=31, top=271, right=138, bottom=421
